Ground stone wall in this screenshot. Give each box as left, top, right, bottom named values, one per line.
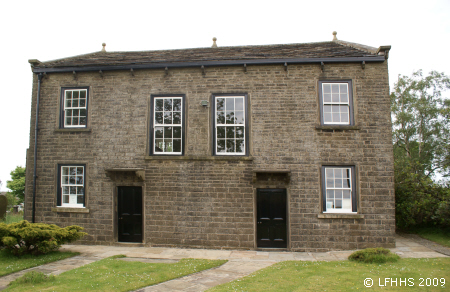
left=25, top=61, right=395, bottom=251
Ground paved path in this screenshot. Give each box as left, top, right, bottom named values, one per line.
left=135, top=261, right=275, bottom=292
left=396, top=232, right=450, bottom=256
left=0, top=234, right=447, bottom=291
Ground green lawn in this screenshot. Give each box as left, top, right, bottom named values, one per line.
left=208, top=258, right=450, bottom=292
left=409, top=227, right=450, bottom=248
left=0, top=249, right=79, bottom=277
left=5, top=256, right=227, bottom=292
left=1, top=213, right=23, bottom=224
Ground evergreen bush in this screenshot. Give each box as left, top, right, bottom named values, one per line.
left=348, top=247, right=400, bottom=263
left=0, top=220, right=86, bottom=256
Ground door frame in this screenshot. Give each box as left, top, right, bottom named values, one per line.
left=254, top=188, right=289, bottom=249
left=114, top=184, right=145, bottom=243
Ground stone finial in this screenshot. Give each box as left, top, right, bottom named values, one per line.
left=332, top=31, right=337, bottom=41
left=102, top=43, right=106, bottom=52
left=28, top=59, right=41, bottom=67
left=212, top=37, right=217, bottom=48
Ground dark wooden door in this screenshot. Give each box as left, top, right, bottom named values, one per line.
left=257, top=189, right=287, bottom=248
left=118, top=186, right=142, bottom=242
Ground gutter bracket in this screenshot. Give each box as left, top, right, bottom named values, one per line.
left=321, top=62, right=325, bottom=72
left=284, top=62, right=288, bottom=72
left=361, top=61, right=365, bottom=70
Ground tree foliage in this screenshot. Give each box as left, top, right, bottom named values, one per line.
left=391, top=70, right=450, bottom=229
left=6, top=166, right=25, bottom=204
left=391, top=70, right=450, bottom=179
left=5, top=192, right=18, bottom=210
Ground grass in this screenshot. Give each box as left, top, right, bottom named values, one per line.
left=1, top=213, right=23, bottom=224
left=208, top=258, right=450, bottom=292
left=0, top=249, right=79, bottom=277
left=5, top=256, right=227, bottom=292
left=7, top=271, right=55, bottom=285
left=408, top=226, right=450, bottom=248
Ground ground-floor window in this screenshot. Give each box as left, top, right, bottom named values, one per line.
left=57, top=164, right=85, bottom=207
left=322, top=166, right=356, bottom=213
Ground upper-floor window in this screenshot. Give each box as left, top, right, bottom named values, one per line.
left=212, top=94, right=248, bottom=155
left=61, top=88, right=89, bottom=128
left=322, top=166, right=356, bottom=213
left=57, top=164, right=85, bottom=208
left=150, top=95, right=185, bottom=155
left=319, top=81, right=353, bottom=125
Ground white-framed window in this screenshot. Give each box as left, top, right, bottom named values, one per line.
left=58, top=165, right=85, bottom=207
left=322, top=166, right=356, bottom=213
left=319, top=81, right=353, bottom=125
left=61, top=88, right=88, bottom=128
left=151, top=96, right=184, bottom=155
left=213, top=95, right=247, bottom=155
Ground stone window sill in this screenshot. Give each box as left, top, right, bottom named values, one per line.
left=54, top=128, right=91, bottom=133
left=51, top=207, right=90, bottom=213
left=318, top=213, right=364, bottom=219
left=315, top=125, right=361, bottom=131
left=145, top=156, right=253, bottom=161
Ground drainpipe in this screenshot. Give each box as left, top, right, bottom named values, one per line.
left=32, top=73, right=43, bottom=223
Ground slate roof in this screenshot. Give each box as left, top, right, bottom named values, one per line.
left=32, top=41, right=384, bottom=70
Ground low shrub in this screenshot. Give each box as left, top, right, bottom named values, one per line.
left=0, top=220, right=87, bottom=256
left=348, top=247, right=400, bottom=264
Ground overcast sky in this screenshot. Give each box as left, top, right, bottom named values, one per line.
left=0, top=0, right=449, bottom=191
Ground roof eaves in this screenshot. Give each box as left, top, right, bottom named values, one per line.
left=31, top=56, right=387, bottom=74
